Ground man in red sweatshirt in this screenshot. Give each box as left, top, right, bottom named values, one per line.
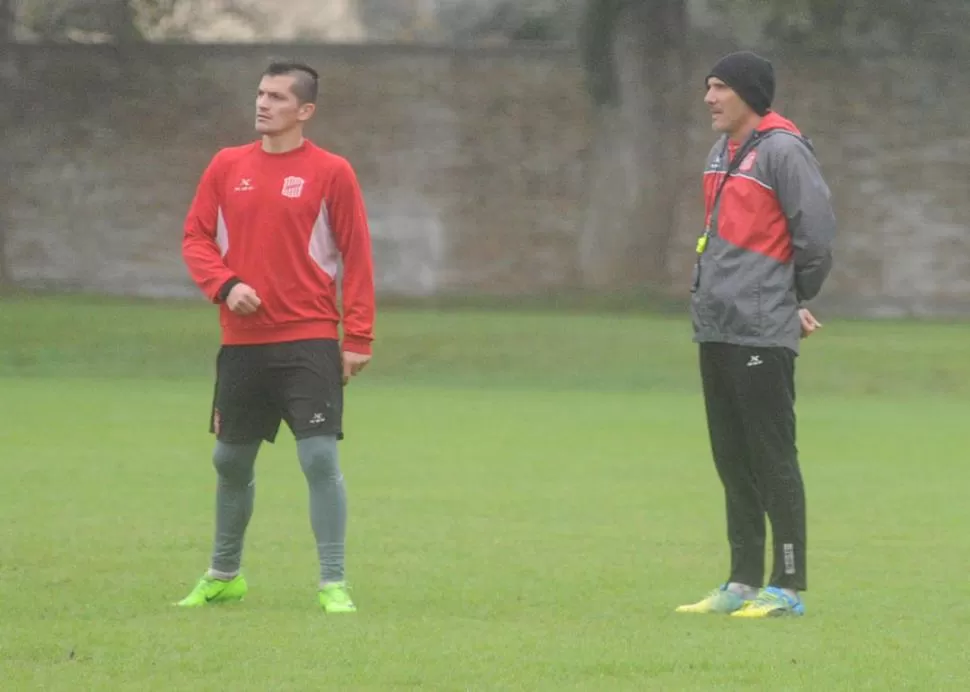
left=677, top=52, right=836, bottom=618
left=177, top=60, right=375, bottom=613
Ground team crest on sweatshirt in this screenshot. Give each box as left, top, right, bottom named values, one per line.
left=281, top=176, right=306, bottom=199
left=739, top=150, right=758, bottom=172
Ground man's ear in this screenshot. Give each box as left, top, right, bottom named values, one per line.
left=298, top=102, right=316, bottom=122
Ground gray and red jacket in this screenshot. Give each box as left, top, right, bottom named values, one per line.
left=690, top=112, right=836, bottom=354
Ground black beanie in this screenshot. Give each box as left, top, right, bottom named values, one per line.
left=706, top=51, right=775, bottom=116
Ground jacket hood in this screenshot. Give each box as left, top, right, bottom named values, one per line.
left=756, top=111, right=801, bottom=135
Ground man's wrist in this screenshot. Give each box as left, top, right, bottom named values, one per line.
left=341, top=336, right=372, bottom=356
left=217, top=277, right=242, bottom=302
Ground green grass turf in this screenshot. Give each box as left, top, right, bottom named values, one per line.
left=1, top=294, right=969, bottom=690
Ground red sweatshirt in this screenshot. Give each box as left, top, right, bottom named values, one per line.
left=182, top=140, right=375, bottom=355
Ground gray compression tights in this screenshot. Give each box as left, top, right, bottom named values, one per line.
left=209, top=435, right=347, bottom=584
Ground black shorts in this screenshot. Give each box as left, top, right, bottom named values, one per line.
left=209, top=338, right=344, bottom=444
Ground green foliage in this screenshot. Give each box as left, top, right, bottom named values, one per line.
left=13, top=0, right=261, bottom=42
left=703, top=0, right=970, bottom=56
left=439, top=0, right=583, bottom=43
left=17, top=0, right=137, bottom=41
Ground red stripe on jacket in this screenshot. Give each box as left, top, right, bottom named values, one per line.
left=704, top=171, right=792, bottom=263
left=704, top=113, right=803, bottom=264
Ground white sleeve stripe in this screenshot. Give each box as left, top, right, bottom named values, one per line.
left=731, top=172, right=774, bottom=191
left=308, top=201, right=339, bottom=278
left=216, top=207, right=229, bottom=258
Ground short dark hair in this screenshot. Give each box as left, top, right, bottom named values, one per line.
left=262, top=60, right=319, bottom=104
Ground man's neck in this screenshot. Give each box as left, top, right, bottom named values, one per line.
left=728, top=114, right=763, bottom=144
left=261, top=130, right=304, bottom=154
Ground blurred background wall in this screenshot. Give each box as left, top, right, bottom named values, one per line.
left=1, top=0, right=967, bottom=317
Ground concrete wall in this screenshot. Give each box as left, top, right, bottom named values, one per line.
left=3, top=43, right=968, bottom=316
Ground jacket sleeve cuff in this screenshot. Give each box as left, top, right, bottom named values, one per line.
left=341, top=336, right=372, bottom=356
left=216, top=277, right=242, bottom=303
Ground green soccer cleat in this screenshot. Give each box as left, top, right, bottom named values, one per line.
left=175, top=573, right=248, bottom=607
left=318, top=582, right=357, bottom=613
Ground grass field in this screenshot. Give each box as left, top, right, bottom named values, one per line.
left=2, top=294, right=969, bottom=690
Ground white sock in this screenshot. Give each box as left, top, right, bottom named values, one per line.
left=207, top=568, right=238, bottom=581
left=727, top=582, right=758, bottom=599
left=781, top=588, right=799, bottom=600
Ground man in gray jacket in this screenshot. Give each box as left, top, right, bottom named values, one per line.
left=676, top=51, right=836, bottom=618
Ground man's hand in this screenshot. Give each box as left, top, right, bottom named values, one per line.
left=799, top=307, right=822, bottom=339
left=342, top=350, right=371, bottom=385
left=226, top=283, right=261, bottom=315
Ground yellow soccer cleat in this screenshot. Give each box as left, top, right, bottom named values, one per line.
left=731, top=587, right=804, bottom=618
left=676, top=584, right=749, bottom=614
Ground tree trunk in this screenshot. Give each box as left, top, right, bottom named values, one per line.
left=0, top=0, right=11, bottom=42
left=0, top=0, right=16, bottom=291
left=579, top=0, right=690, bottom=292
